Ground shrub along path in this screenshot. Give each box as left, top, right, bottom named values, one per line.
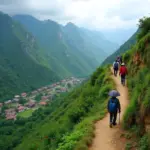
left=89, top=70, right=129, bottom=150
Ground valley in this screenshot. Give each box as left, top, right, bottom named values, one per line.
left=0, top=77, right=85, bottom=120
left=0, top=12, right=118, bottom=104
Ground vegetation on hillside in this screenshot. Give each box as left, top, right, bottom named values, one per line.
left=0, top=66, right=114, bottom=150
left=102, top=30, right=137, bottom=65
left=122, top=17, right=150, bottom=149
left=2, top=11, right=150, bottom=150
left=15, top=66, right=114, bottom=150
left=13, top=15, right=98, bottom=77
left=13, top=15, right=118, bottom=77
left=0, top=13, right=59, bottom=102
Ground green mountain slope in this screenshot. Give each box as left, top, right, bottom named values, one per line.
left=62, top=23, right=105, bottom=66
left=80, top=28, right=118, bottom=55
left=102, top=31, right=137, bottom=65
left=62, top=23, right=107, bottom=63
left=13, top=15, right=100, bottom=77
left=13, top=15, right=119, bottom=75
left=2, top=12, right=150, bottom=150
left=121, top=17, right=150, bottom=149
left=0, top=66, right=114, bottom=150
left=0, top=12, right=59, bottom=101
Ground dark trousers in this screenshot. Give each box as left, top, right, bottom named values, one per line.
left=121, top=74, right=126, bottom=85
left=114, top=68, right=118, bottom=76
left=110, top=112, right=117, bottom=124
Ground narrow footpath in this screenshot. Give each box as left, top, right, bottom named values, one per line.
left=89, top=70, right=129, bottom=150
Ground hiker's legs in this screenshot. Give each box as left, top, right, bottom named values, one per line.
left=121, top=75, right=123, bottom=84
left=113, top=112, right=118, bottom=125
left=113, top=69, right=115, bottom=76
left=109, top=113, right=113, bottom=127
left=116, top=69, right=118, bottom=76
left=110, top=113, right=113, bottom=123
left=114, top=69, right=116, bottom=76
left=114, top=69, right=118, bottom=76
left=121, top=75, right=126, bottom=85
left=121, top=75, right=125, bottom=85
left=124, top=75, right=126, bottom=85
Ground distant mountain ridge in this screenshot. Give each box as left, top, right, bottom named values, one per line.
left=13, top=15, right=98, bottom=77
left=79, top=28, right=118, bottom=54
left=102, top=30, right=138, bottom=65
left=102, top=28, right=137, bottom=46
left=0, top=12, right=120, bottom=101
left=13, top=15, right=118, bottom=67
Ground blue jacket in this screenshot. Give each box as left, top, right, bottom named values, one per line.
left=107, top=98, right=121, bottom=113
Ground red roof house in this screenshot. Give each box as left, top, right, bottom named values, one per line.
left=5, top=109, right=16, bottom=120
left=41, top=96, right=48, bottom=101
left=18, top=106, right=25, bottom=112
left=0, top=103, right=3, bottom=107
left=39, top=101, right=47, bottom=106
left=21, top=93, right=27, bottom=97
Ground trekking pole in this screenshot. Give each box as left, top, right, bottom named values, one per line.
left=119, top=113, right=120, bottom=125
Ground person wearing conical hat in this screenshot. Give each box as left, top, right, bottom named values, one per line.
left=119, top=63, right=128, bottom=86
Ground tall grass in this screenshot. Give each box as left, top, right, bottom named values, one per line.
left=123, top=28, right=150, bottom=149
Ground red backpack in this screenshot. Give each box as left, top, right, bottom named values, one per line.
left=120, top=66, right=127, bottom=75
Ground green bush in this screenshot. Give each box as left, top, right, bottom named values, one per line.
left=125, top=142, right=132, bottom=150
left=123, top=67, right=150, bottom=129
left=143, top=87, right=150, bottom=110
left=138, top=17, right=150, bottom=40
left=139, top=134, right=150, bottom=150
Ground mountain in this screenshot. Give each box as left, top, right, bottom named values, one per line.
left=0, top=12, right=118, bottom=101
left=102, top=30, right=138, bottom=65
left=0, top=12, right=59, bottom=101
left=102, top=28, right=137, bottom=46
left=1, top=15, right=150, bottom=150
left=13, top=15, right=118, bottom=70
left=62, top=23, right=108, bottom=63
left=13, top=15, right=99, bottom=77
left=63, top=23, right=118, bottom=62
left=80, top=28, right=119, bottom=55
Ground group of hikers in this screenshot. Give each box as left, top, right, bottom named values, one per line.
left=107, top=55, right=128, bottom=128
left=113, top=55, right=128, bottom=86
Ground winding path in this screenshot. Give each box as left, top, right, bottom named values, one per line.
left=89, top=71, right=129, bottom=150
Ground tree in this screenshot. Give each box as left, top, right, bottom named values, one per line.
left=19, top=98, right=26, bottom=105
left=35, top=93, right=42, bottom=101
left=67, top=83, right=72, bottom=89
left=138, top=17, right=150, bottom=40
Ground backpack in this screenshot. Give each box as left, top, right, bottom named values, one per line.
left=121, top=66, right=127, bottom=75
left=114, top=62, right=119, bottom=69
left=108, top=99, right=117, bottom=113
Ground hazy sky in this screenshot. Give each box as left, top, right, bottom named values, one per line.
left=0, top=0, right=150, bottom=30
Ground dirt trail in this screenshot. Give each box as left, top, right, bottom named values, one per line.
left=89, top=71, right=129, bottom=150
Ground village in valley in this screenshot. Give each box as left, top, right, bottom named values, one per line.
left=0, top=77, right=85, bottom=120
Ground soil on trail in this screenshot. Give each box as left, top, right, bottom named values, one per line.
left=89, top=72, right=129, bottom=150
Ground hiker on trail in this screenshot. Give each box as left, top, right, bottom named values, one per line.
left=117, top=56, right=122, bottom=65
left=113, top=60, right=119, bottom=76
left=108, top=90, right=121, bottom=128
left=117, top=56, right=120, bottom=63
left=119, top=56, right=123, bottom=65
left=119, top=63, right=128, bottom=86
